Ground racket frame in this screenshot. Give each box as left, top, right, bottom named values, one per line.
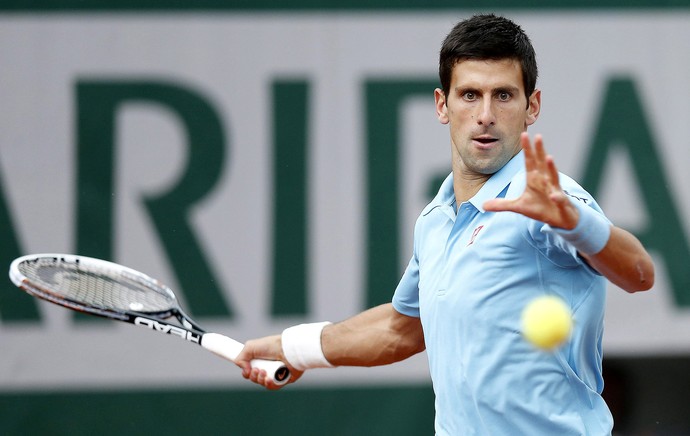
left=9, top=253, right=290, bottom=385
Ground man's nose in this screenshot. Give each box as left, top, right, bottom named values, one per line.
left=476, top=100, right=496, bottom=125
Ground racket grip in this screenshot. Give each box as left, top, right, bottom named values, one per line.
left=201, top=333, right=291, bottom=386
left=250, top=358, right=291, bottom=386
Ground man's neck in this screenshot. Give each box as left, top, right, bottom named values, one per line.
left=452, top=168, right=491, bottom=205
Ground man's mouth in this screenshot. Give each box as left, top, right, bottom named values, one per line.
left=473, top=136, right=498, bottom=146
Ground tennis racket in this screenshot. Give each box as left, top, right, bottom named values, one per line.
left=8, top=253, right=290, bottom=385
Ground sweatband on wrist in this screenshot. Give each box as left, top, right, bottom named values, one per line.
left=547, top=199, right=611, bottom=255
left=281, top=321, right=334, bottom=371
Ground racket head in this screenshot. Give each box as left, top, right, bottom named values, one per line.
left=9, top=254, right=181, bottom=322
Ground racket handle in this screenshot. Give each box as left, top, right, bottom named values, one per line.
left=201, top=332, right=291, bottom=386
left=249, top=358, right=291, bottom=386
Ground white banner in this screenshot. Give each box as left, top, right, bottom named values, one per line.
left=1, top=12, right=689, bottom=391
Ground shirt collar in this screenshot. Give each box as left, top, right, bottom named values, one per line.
left=424, top=151, right=525, bottom=218
left=469, top=151, right=525, bottom=213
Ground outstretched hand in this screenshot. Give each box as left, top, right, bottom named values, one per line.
left=235, top=335, right=304, bottom=390
left=483, top=132, right=579, bottom=230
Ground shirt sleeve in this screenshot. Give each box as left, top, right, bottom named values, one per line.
left=392, top=253, right=421, bottom=317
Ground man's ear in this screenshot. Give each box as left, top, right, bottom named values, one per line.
left=526, top=89, right=541, bottom=126
left=435, top=88, right=449, bottom=125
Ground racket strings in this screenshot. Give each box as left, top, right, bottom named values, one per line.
left=17, top=259, right=176, bottom=313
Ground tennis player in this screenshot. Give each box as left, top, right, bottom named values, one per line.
left=236, top=14, right=654, bottom=435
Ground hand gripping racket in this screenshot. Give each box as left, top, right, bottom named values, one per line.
left=9, top=253, right=290, bottom=385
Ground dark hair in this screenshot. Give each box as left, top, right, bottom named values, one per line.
left=439, top=14, right=538, bottom=101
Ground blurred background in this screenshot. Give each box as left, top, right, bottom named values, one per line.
left=1, top=1, right=689, bottom=435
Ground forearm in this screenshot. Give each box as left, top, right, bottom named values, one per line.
left=582, top=226, right=655, bottom=293
left=236, top=303, right=425, bottom=388
left=322, top=303, right=425, bottom=367
left=546, top=198, right=655, bottom=293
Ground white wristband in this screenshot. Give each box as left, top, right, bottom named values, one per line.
left=281, top=321, right=334, bottom=371
left=547, top=199, right=611, bottom=255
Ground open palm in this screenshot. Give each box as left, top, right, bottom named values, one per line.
left=484, top=132, right=579, bottom=230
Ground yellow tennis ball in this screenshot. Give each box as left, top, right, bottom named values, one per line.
left=521, top=295, right=573, bottom=350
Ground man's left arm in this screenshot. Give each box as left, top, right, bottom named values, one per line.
left=581, top=224, right=654, bottom=292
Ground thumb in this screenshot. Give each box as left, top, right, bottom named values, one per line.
left=483, top=198, right=516, bottom=212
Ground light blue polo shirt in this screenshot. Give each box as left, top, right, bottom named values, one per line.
left=392, top=152, right=613, bottom=435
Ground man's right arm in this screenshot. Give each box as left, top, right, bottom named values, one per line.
left=235, top=303, right=425, bottom=389
left=322, top=303, right=425, bottom=366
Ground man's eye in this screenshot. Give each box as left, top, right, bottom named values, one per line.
left=463, top=92, right=476, bottom=101
left=498, top=92, right=511, bottom=101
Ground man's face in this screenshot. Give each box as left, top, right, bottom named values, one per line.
left=435, top=58, right=540, bottom=178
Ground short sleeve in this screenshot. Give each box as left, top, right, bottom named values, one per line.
left=392, top=254, right=421, bottom=317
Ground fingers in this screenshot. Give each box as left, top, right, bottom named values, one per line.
left=245, top=367, right=284, bottom=391
left=533, top=134, right=547, bottom=173
left=522, top=133, right=557, bottom=182
left=521, top=132, right=535, bottom=172
left=235, top=335, right=289, bottom=389
left=235, top=335, right=304, bottom=390
left=545, top=155, right=562, bottom=191
left=242, top=364, right=303, bottom=390
left=483, top=197, right=518, bottom=213
left=494, top=133, right=576, bottom=228
left=523, top=132, right=548, bottom=171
